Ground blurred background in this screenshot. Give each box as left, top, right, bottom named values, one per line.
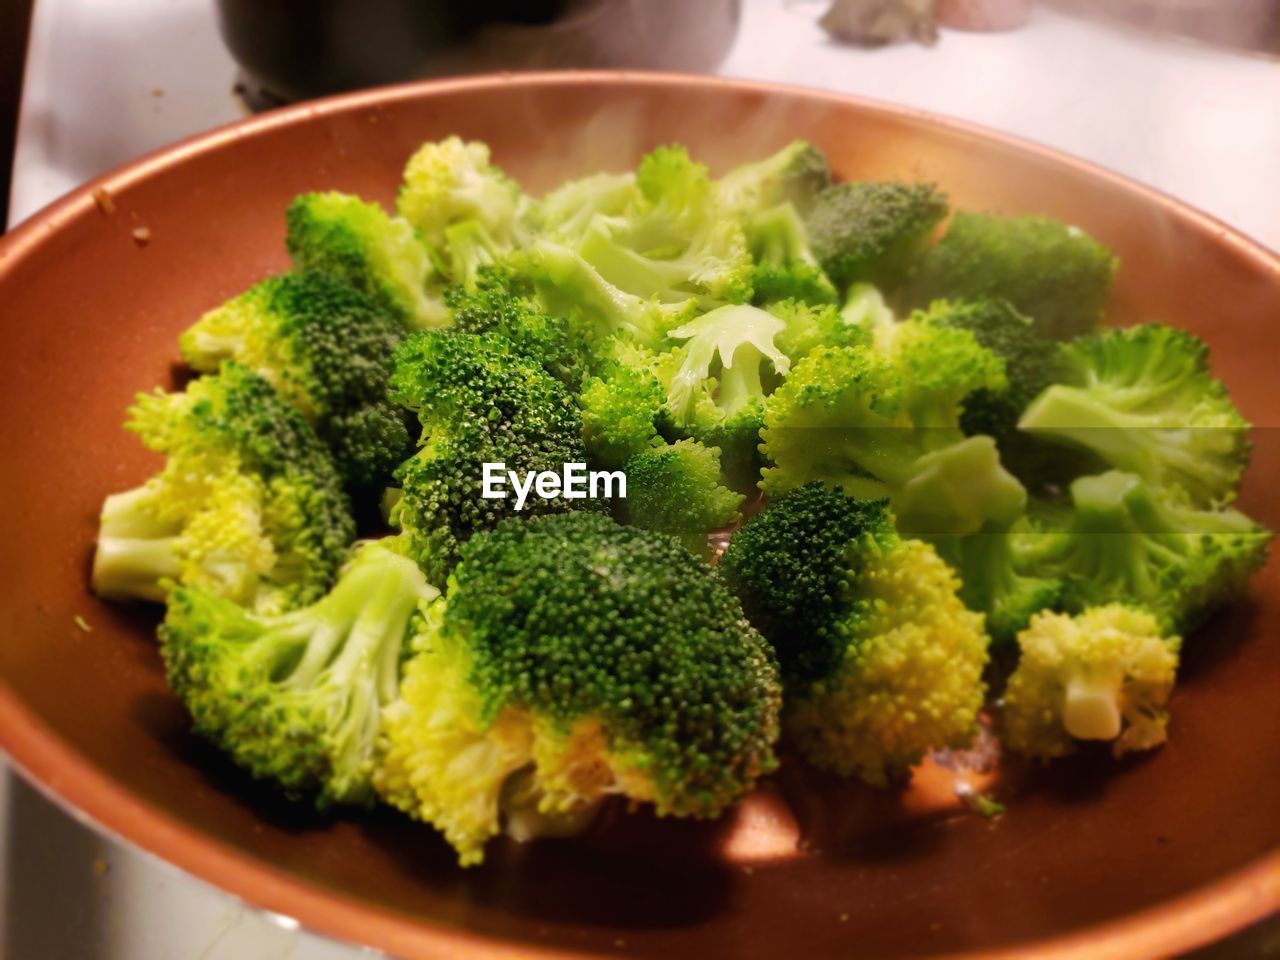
left=1, top=0, right=1278, bottom=957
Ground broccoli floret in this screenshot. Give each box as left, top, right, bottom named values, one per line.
left=180, top=272, right=413, bottom=489
left=92, top=363, right=354, bottom=613
left=1018, top=324, right=1250, bottom=507
left=285, top=191, right=447, bottom=329
left=160, top=539, right=436, bottom=806
left=387, top=331, right=597, bottom=584
left=744, top=203, right=839, bottom=307
left=397, top=137, right=523, bottom=256
left=716, top=140, right=832, bottom=218
left=719, top=485, right=988, bottom=785
left=573, top=146, right=754, bottom=307
left=445, top=268, right=594, bottom=388
left=1020, top=471, right=1271, bottom=633
left=915, top=297, right=1057, bottom=442
left=535, top=171, right=640, bottom=244
left=578, top=340, right=666, bottom=469
left=373, top=512, right=781, bottom=865
left=805, top=181, right=948, bottom=291
left=899, top=212, right=1118, bottom=340
left=767, top=298, right=869, bottom=365
left=619, top=439, right=744, bottom=556
left=760, top=321, right=1006, bottom=530
left=1002, top=606, right=1181, bottom=760
left=660, top=303, right=791, bottom=487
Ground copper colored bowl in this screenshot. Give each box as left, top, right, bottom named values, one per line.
left=0, top=73, right=1277, bottom=959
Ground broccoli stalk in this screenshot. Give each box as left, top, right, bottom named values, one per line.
left=161, top=539, right=437, bottom=806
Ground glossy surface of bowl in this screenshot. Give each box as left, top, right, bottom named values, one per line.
left=0, top=73, right=1277, bottom=959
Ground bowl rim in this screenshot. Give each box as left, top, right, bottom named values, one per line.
left=1, top=69, right=1277, bottom=960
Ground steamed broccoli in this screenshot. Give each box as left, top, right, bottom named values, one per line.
left=661, top=303, right=791, bottom=486
left=716, top=139, right=832, bottom=218
left=1018, top=324, right=1250, bottom=506
left=397, top=136, right=523, bottom=256
left=535, top=171, right=640, bottom=244
left=387, top=331, right=597, bottom=584
left=760, top=320, right=1007, bottom=534
left=92, top=363, right=354, bottom=612
left=1002, top=606, right=1181, bottom=760
left=1020, top=471, right=1270, bottom=633
left=619, top=439, right=744, bottom=556
left=719, top=484, right=988, bottom=785
left=577, top=341, right=666, bottom=469
left=179, top=272, right=413, bottom=489
left=373, top=512, right=781, bottom=865
left=805, top=181, right=948, bottom=290
left=768, top=298, right=868, bottom=363
left=161, top=539, right=436, bottom=806
left=285, top=191, right=447, bottom=329
left=899, top=212, right=1118, bottom=340
left=743, top=203, right=838, bottom=307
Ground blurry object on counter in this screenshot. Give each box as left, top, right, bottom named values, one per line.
left=1048, top=0, right=1280, bottom=55
left=935, top=0, right=1030, bottom=31
left=819, top=0, right=939, bottom=46
left=218, top=0, right=741, bottom=104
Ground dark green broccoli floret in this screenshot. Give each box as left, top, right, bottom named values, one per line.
left=160, top=539, right=436, bottom=807
left=719, top=484, right=988, bottom=785
left=286, top=191, right=447, bottom=328
left=1019, top=471, right=1271, bottom=633
left=1018, top=324, right=1251, bottom=506
left=619, top=439, right=744, bottom=557
left=805, top=181, right=949, bottom=291
left=180, top=272, right=414, bottom=489
left=914, top=297, right=1058, bottom=442
left=388, top=331, right=598, bottom=583
left=374, top=512, right=782, bottom=865
left=92, top=363, right=354, bottom=613
left=899, top=212, right=1118, bottom=340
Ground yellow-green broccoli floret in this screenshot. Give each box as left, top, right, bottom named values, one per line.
left=160, top=539, right=437, bottom=806
left=92, top=363, right=354, bottom=613
left=285, top=191, right=447, bottom=329
left=180, top=271, right=413, bottom=489
left=1002, top=605, right=1180, bottom=760
left=374, top=512, right=782, bottom=865
left=619, top=439, right=744, bottom=557
left=719, top=484, right=989, bottom=786
left=577, top=341, right=666, bottom=469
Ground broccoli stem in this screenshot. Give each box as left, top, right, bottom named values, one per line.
left=1019, top=385, right=1149, bottom=471
left=180, top=328, right=244, bottom=373
left=91, top=486, right=183, bottom=602
left=717, top=347, right=767, bottom=416
left=1063, top=672, right=1123, bottom=741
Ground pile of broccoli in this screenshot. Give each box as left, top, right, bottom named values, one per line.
left=92, top=135, right=1271, bottom=866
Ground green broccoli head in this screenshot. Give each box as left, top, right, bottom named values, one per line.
left=160, top=539, right=437, bottom=806
left=619, top=439, right=744, bottom=557
left=760, top=321, right=1006, bottom=517
left=1018, top=324, right=1251, bottom=507
left=767, top=298, right=869, bottom=364
left=914, top=297, right=1058, bottom=443
left=572, top=145, right=755, bottom=307
left=373, top=512, right=782, bottom=865
left=387, top=331, right=598, bottom=584
left=660, top=303, right=791, bottom=487
left=285, top=191, right=447, bottom=329
left=743, top=203, right=839, bottom=307
left=719, top=484, right=989, bottom=785
left=716, top=139, right=832, bottom=218
left=1002, top=605, right=1180, bottom=760
left=1021, top=470, right=1271, bottom=633
left=578, top=340, right=666, bottom=469
left=92, top=363, right=355, bottom=613
left=180, top=272, right=414, bottom=489
left=805, top=181, right=949, bottom=291
left=445, top=267, right=594, bottom=389
left=397, top=137, right=523, bottom=255
left=899, top=212, right=1118, bottom=340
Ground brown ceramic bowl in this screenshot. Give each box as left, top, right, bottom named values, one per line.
left=0, top=73, right=1277, bottom=959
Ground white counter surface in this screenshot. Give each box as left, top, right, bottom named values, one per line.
left=4, top=1, right=1278, bottom=957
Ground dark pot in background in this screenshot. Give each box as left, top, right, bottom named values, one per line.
left=216, top=0, right=742, bottom=103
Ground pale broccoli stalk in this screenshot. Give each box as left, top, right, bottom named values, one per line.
left=161, top=539, right=438, bottom=807
left=1018, top=324, right=1251, bottom=507
left=1002, top=606, right=1181, bottom=759
left=285, top=191, right=448, bottom=329
left=839, top=281, right=896, bottom=345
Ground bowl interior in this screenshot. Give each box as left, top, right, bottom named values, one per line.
left=0, top=75, right=1277, bottom=959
